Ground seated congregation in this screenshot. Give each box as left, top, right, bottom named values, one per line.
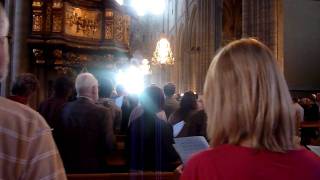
left=0, top=8, right=320, bottom=179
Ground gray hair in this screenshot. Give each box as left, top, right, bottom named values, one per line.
left=75, top=73, right=98, bottom=95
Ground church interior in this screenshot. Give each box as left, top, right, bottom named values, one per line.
left=1, top=0, right=320, bottom=179
left=1, top=0, right=320, bottom=104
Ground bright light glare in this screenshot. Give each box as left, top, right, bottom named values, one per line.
left=155, top=38, right=172, bottom=64
left=115, top=0, right=124, bottom=5
left=131, top=0, right=165, bottom=16
left=116, top=66, right=145, bottom=95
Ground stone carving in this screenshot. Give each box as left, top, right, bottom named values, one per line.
left=64, top=3, right=102, bottom=39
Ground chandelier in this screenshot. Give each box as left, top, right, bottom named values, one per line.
left=152, top=37, right=174, bottom=65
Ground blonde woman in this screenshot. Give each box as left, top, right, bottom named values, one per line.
left=181, top=39, right=320, bottom=180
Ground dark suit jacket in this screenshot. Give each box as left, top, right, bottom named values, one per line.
left=57, top=97, right=115, bottom=173
left=38, top=97, right=67, bottom=129
left=126, top=112, right=179, bottom=171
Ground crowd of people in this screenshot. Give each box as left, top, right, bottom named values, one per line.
left=1, top=6, right=320, bottom=179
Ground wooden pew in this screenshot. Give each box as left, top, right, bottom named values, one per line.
left=67, top=172, right=180, bottom=180
left=300, top=121, right=320, bottom=128
left=106, top=135, right=127, bottom=172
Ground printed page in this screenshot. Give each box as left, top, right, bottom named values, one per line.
left=173, top=121, right=185, bottom=137
left=307, top=145, right=320, bottom=157
left=173, top=136, right=209, bottom=164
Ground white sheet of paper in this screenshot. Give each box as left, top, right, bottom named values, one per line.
left=173, top=136, right=209, bottom=164
left=307, top=145, right=320, bottom=157
left=173, top=121, right=185, bottom=137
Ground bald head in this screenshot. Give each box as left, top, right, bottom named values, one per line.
left=0, top=5, right=9, bottom=81
left=75, top=73, right=99, bottom=101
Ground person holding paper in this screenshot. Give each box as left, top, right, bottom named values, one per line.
left=169, top=91, right=198, bottom=137
left=181, top=39, right=320, bottom=180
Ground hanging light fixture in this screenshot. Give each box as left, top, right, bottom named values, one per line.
left=151, top=6, right=174, bottom=65
left=152, top=37, right=174, bottom=65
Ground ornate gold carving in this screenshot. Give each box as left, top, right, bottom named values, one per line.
left=32, top=13, right=43, bottom=32
left=32, top=1, right=43, bottom=7
left=64, top=3, right=102, bottom=39
left=53, top=49, right=63, bottom=65
left=114, top=11, right=124, bottom=42
left=124, top=15, right=130, bottom=45
left=46, top=6, right=52, bottom=32
left=105, top=9, right=113, bottom=40
left=52, top=0, right=63, bottom=9
left=105, top=23, right=113, bottom=39
left=52, top=15, right=62, bottom=32
left=105, top=10, right=113, bottom=18
left=32, top=49, right=45, bottom=64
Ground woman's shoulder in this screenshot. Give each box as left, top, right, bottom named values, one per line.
left=186, top=145, right=231, bottom=166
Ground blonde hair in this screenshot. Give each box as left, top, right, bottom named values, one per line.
left=204, top=39, right=295, bottom=152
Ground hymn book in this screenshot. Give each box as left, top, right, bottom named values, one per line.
left=173, top=136, right=209, bottom=164
left=307, top=145, right=320, bottom=157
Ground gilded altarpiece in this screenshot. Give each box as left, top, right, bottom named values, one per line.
left=29, top=0, right=132, bottom=99
left=30, top=0, right=131, bottom=67
left=64, top=3, right=102, bottom=39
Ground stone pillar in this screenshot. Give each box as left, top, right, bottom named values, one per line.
left=0, top=0, right=13, bottom=96
left=9, top=0, right=31, bottom=92
left=242, top=0, right=283, bottom=70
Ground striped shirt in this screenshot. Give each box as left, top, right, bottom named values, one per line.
left=0, top=97, right=66, bottom=180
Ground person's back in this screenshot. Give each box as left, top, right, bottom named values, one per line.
left=59, top=97, right=114, bottom=173
left=126, top=112, right=179, bottom=171
left=182, top=144, right=320, bottom=180
left=0, top=97, right=66, bottom=179
left=39, top=76, right=73, bottom=127
left=181, top=39, right=320, bottom=180
left=126, top=86, right=179, bottom=171
left=98, top=78, right=122, bottom=133
left=169, top=91, right=198, bottom=137
left=0, top=5, right=66, bottom=179
left=38, top=97, right=67, bottom=128
left=163, top=83, right=179, bottom=118
left=187, top=109, right=207, bottom=138
left=164, top=96, right=179, bottom=118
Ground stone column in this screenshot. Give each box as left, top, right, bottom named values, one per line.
left=242, top=0, right=283, bottom=70
left=0, top=0, right=14, bottom=96
left=9, top=0, right=31, bottom=92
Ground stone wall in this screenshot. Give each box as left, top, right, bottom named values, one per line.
left=283, top=0, right=320, bottom=90
left=141, top=0, right=222, bottom=94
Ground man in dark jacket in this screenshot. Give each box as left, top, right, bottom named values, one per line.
left=126, top=86, right=179, bottom=171
left=38, top=76, right=73, bottom=141
left=58, top=73, right=115, bottom=173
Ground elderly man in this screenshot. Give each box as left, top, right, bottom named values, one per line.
left=58, top=73, right=115, bottom=173
left=0, top=5, right=66, bottom=179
